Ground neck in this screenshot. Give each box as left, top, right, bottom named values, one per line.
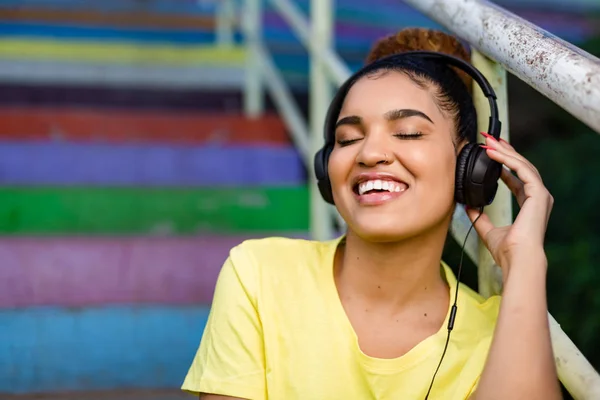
left=335, top=221, right=451, bottom=312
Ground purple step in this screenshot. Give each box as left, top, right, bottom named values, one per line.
left=0, top=235, right=282, bottom=308
left=0, top=141, right=305, bottom=186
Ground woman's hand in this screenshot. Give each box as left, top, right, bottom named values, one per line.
left=465, top=135, right=562, bottom=400
left=465, top=134, right=554, bottom=276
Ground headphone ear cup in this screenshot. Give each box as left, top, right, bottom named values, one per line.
left=455, top=143, right=476, bottom=205
left=455, top=143, right=502, bottom=207
left=313, top=145, right=335, bottom=205
left=314, top=147, right=327, bottom=181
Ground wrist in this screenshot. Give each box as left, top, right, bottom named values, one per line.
left=499, top=246, right=546, bottom=267
left=500, top=248, right=548, bottom=283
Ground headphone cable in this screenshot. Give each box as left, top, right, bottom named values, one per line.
left=424, top=206, right=484, bottom=400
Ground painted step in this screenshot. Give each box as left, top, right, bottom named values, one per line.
left=1, top=6, right=216, bottom=30
left=0, top=305, right=210, bottom=393
left=0, top=187, right=310, bottom=235
left=0, top=236, right=282, bottom=308
left=0, top=83, right=264, bottom=111
left=0, top=38, right=246, bottom=66
left=0, top=108, right=290, bottom=144
left=0, top=39, right=247, bottom=89
left=0, top=142, right=304, bottom=185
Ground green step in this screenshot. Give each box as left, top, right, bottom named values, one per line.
left=0, top=187, right=309, bottom=235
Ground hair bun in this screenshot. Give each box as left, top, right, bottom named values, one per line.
left=366, top=27, right=473, bottom=91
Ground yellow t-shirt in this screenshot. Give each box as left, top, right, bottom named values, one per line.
left=182, top=237, right=501, bottom=399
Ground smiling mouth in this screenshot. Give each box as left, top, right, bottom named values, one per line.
left=353, top=179, right=408, bottom=196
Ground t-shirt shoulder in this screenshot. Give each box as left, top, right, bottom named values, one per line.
left=236, top=236, right=327, bottom=255
left=230, top=236, right=331, bottom=271
left=226, top=237, right=335, bottom=300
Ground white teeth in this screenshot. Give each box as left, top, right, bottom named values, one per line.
left=357, top=179, right=406, bottom=195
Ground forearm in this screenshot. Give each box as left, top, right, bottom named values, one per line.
left=474, top=252, right=561, bottom=400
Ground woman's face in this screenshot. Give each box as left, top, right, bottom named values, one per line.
left=328, top=71, right=461, bottom=242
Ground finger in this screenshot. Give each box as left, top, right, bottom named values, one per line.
left=465, top=207, right=495, bottom=245
left=484, top=138, right=541, bottom=177
left=484, top=148, right=541, bottom=188
left=481, top=135, right=536, bottom=171
left=481, top=133, right=514, bottom=150
left=500, top=167, right=523, bottom=193
left=500, top=167, right=526, bottom=206
left=488, top=148, right=552, bottom=230
left=499, top=138, right=515, bottom=150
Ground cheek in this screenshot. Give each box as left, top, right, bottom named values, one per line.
left=409, top=144, right=457, bottom=190
left=327, top=149, right=350, bottom=191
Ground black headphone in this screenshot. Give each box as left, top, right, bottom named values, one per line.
left=313, top=51, right=503, bottom=208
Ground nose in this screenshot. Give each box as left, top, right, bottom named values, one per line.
left=355, top=133, right=391, bottom=167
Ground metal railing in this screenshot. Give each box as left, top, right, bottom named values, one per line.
left=216, top=0, right=600, bottom=398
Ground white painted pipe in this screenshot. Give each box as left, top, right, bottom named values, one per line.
left=471, top=50, right=511, bottom=299
left=215, top=0, right=235, bottom=47
left=549, top=314, right=600, bottom=399
left=257, top=44, right=310, bottom=160
left=402, top=0, right=600, bottom=134
left=258, top=43, right=345, bottom=232
left=450, top=206, right=480, bottom=266
left=242, top=0, right=264, bottom=118
left=308, top=0, right=336, bottom=240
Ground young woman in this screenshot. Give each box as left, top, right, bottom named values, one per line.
left=182, top=28, right=561, bottom=399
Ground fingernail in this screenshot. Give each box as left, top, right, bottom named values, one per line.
left=464, top=205, right=470, bottom=211
left=480, top=145, right=494, bottom=150
left=480, top=132, right=497, bottom=141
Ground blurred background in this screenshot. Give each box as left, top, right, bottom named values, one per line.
left=0, top=0, right=598, bottom=399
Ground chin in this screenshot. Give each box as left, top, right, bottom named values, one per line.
left=352, top=230, right=407, bottom=243
left=347, top=217, right=420, bottom=243
left=345, top=208, right=453, bottom=244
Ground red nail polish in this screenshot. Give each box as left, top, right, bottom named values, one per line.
left=480, top=145, right=494, bottom=150
left=464, top=205, right=470, bottom=211
left=480, top=132, right=497, bottom=141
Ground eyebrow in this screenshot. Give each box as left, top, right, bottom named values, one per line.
left=335, top=108, right=434, bottom=130
left=384, top=108, right=434, bottom=124
left=335, top=115, right=362, bottom=130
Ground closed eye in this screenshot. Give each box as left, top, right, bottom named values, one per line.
left=394, top=132, right=423, bottom=139
left=336, top=138, right=361, bottom=146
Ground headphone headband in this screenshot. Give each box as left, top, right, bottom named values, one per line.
left=323, top=51, right=502, bottom=143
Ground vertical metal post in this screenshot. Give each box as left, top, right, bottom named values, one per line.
left=309, top=0, right=335, bottom=240
left=471, top=50, right=512, bottom=298
left=242, top=0, right=264, bottom=118
left=216, top=0, right=235, bottom=47
left=472, top=50, right=600, bottom=400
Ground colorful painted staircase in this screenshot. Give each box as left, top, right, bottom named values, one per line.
left=1, top=0, right=599, bottom=395
left=0, top=3, right=305, bottom=393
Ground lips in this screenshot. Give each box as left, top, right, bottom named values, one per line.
left=351, top=173, right=409, bottom=206
left=357, top=179, right=407, bottom=195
